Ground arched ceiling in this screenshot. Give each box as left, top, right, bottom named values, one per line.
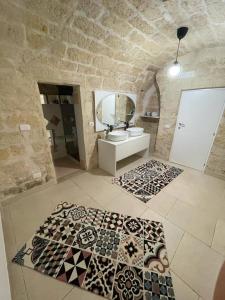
left=8, top=0, right=225, bottom=82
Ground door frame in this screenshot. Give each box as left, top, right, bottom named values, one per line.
left=169, top=87, right=225, bottom=171
left=37, top=81, right=87, bottom=173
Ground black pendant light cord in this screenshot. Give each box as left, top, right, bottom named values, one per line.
left=175, top=39, right=181, bottom=63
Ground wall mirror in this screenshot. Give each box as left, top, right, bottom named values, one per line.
left=94, top=90, right=136, bottom=132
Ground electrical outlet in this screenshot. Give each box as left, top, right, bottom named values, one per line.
left=19, top=124, right=31, bottom=131
left=32, top=171, right=42, bottom=179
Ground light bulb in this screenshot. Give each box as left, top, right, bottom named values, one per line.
left=168, top=62, right=181, bottom=77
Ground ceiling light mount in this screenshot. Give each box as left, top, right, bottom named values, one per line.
left=177, top=26, right=189, bottom=40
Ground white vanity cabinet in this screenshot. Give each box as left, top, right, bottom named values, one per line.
left=98, top=133, right=150, bottom=176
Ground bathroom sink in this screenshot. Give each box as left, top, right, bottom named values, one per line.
left=107, top=131, right=129, bottom=142
left=126, top=127, right=144, bottom=137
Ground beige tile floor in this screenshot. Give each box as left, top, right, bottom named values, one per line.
left=54, top=156, right=81, bottom=180
left=1, top=155, right=225, bottom=300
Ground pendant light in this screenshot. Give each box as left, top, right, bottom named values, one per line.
left=168, top=26, right=189, bottom=77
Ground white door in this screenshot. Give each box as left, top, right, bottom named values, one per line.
left=170, top=88, right=225, bottom=171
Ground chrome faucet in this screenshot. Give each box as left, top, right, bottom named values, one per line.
left=104, top=124, right=114, bottom=136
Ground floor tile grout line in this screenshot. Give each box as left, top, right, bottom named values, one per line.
left=141, top=202, right=220, bottom=257
left=69, top=176, right=126, bottom=208
left=210, top=219, right=218, bottom=248
left=169, top=228, right=185, bottom=264
left=171, top=268, right=201, bottom=299
left=164, top=198, right=179, bottom=218
left=61, top=286, right=75, bottom=300
left=66, top=178, right=107, bottom=210
left=7, top=208, right=21, bottom=256
left=170, top=228, right=225, bottom=290
left=209, top=222, right=225, bottom=257
left=209, top=245, right=225, bottom=258
left=21, top=267, right=31, bottom=300
left=162, top=205, right=217, bottom=249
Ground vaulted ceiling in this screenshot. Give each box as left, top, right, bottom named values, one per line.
left=5, top=0, right=225, bottom=82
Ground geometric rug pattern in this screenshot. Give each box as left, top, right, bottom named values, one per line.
left=113, top=160, right=183, bottom=203
left=13, top=202, right=176, bottom=299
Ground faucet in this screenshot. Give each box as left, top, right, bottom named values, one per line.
left=104, top=124, right=114, bottom=137
left=124, top=121, right=129, bottom=130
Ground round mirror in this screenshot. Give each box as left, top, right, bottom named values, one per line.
left=96, top=93, right=135, bottom=127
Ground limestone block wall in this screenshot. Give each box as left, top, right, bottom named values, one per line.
left=155, top=47, right=225, bottom=179
left=0, top=0, right=144, bottom=200
left=2, top=0, right=225, bottom=199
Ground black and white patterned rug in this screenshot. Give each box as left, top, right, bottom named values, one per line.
left=12, top=202, right=175, bottom=300
left=113, top=160, right=183, bottom=203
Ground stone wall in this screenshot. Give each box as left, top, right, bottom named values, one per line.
left=1, top=0, right=225, bottom=199
left=0, top=0, right=145, bottom=200
left=155, top=47, right=225, bottom=179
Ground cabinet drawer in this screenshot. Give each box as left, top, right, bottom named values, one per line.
left=116, top=135, right=150, bottom=161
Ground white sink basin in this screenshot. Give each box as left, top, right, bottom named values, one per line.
left=107, top=131, right=128, bottom=142
left=126, top=127, right=144, bottom=137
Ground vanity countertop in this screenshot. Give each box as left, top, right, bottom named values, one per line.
left=99, top=133, right=150, bottom=145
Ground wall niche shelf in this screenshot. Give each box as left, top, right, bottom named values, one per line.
left=141, top=115, right=160, bottom=122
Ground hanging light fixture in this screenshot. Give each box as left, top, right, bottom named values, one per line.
left=168, top=26, right=189, bottom=77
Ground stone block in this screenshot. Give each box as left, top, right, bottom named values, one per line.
left=0, top=21, right=25, bottom=47
left=47, top=41, right=67, bottom=58
left=77, top=64, right=96, bottom=75
left=129, top=0, right=161, bottom=21
left=92, top=55, right=115, bottom=70
left=0, top=132, right=21, bottom=146
left=119, top=82, right=136, bottom=92
left=112, top=51, right=133, bottom=64
left=73, top=16, right=107, bottom=40
left=23, top=0, right=70, bottom=23
left=100, top=13, right=133, bottom=37
left=67, top=47, right=93, bottom=64
left=24, top=13, right=48, bottom=34
left=102, top=0, right=135, bottom=19
left=26, top=31, right=51, bottom=50
left=61, top=27, right=91, bottom=49
left=87, top=40, right=115, bottom=58
left=77, top=0, right=103, bottom=19
left=86, top=75, right=103, bottom=89
left=6, top=113, right=41, bottom=129
left=0, top=148, right=10, bottom=161
left=102, top=78, right=120, bottom=90
left=129, top=15, right=154, bottom=35
left=58, top=60, right=78, bottom=72
left=104, top=35, right=132, bottom=52
left=206, top=1, right=225, bottom=23
left=10, top=145, right=25, bottom=156
left=0, top=1, right=24, bottom=24
left=128, top=30, right=145, bottom=44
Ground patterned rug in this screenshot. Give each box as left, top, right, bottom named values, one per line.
left=113, top=160, right=183, bottom=203
left=13, top=202, right=175, bottom=299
